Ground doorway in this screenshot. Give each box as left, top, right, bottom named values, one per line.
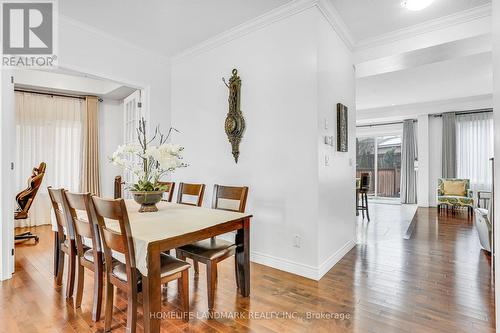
left=356, top=135, right=402, bottom=201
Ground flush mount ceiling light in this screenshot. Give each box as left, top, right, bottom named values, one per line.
left=402, top=0, right=435, bottom=11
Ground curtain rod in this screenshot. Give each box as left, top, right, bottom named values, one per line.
left=356, top=119, right=416, bottom=128
left=15, top=88, right=102, bottom=102
left=432, top=108, right=492, bottom=117
left=357, top=108, right=493, bottom=128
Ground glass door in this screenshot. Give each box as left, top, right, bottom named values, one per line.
left=356, top=137, right=375, bottom=196
left=356, top=135, right=402, bottom=199
left=376, top=136, right=401, bottom=198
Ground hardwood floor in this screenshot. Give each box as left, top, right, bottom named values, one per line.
left=1, top=207, right=494, bottom=332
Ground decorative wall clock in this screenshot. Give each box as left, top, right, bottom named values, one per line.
left=223, top=68, right=245, bottom=163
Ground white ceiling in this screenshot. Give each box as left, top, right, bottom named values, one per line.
left=60, top=0, right=291, bottom=57
left=356, top=52, right=492, bottom=110
left=330, top=0, right=491, bottom=42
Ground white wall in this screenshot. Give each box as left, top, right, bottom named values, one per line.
left=429, top=116, right=443, bottom=207
left=417, top=115, right=429, bottom=207
left=171, top=7, right=355, bottom=280
left=317, top=12, right=356, bottom=271
left=58, top=17, right=171, bottom=130
left=492, top=0, right=500, bottom=326
left=99, top=99, right=123, bottom=198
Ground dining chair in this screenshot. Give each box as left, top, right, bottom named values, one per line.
left=176, top=184, right=248, bottom=311
left=158, top=181, right=175, bottom=202
left=48, top=187, right=78, bottom=299
left=65, top=191, right=104, bottom=322
left=177, top=182, right=205, bottom=207
left=92, top=196, right=191, bottom=332
left=114, top=175, right=125, bottom=199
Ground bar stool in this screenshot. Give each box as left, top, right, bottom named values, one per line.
left=357, top=173, right=370, bottom=221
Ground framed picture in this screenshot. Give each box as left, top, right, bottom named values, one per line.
left=337, top=103, right=348, bottom=152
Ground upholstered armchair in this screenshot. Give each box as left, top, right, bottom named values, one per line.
left=437, top=178, right=474, bottom=216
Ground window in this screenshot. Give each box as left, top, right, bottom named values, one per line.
left=15, top=91, right=84, bottom=226
left=456, top=112, right=494, bottom=192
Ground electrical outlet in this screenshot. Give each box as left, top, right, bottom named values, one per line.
left=293, top=235, right=301, bottom=248
left=324, top=118, right=328, bottom=129
left=325, top=155, right=330, bottom=166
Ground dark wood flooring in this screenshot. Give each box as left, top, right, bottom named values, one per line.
left=0, top=207, right=495, bottom=332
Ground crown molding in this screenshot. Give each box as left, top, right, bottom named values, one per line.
left=316, top=0, right=355, bottom=49
left=60, top=15, right=170, bottom=64
left=172, top=0, right=354, bottom=64
left=355, top=3, right=492, bottom=51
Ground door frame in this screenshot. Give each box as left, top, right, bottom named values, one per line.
left=0, top=65, right=149, bottom=281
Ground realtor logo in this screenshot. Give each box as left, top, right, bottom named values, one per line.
left=1, top=1, right=57, bottom=67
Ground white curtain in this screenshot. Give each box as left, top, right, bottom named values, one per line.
left=456, top=112, right=494, bottom=193
left=15, top=91, right=84, bottom=227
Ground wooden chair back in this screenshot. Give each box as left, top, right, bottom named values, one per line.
left=158, top=181, right=175, bottom=202
left=92, top=196, right=136, bottom=276
left=212, top=185, right=249, bottom=213
left=360, top=173, right=370, bottom=191
left=16, top=162, right=46, bottom=215
left=48, top=187, right=75, bottom=241
left=177, top=182, right=205, bottom=207
left=65, top=191, right=102, bottom=256
left=114, top=176, right=125, bottom=199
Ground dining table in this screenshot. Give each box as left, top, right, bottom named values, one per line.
left=52, top=199, right=253, bottom=333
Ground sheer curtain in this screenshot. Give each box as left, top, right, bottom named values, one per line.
left=15, top=91, right=84, bottom=226
left=456, top=112, right=494, bottom=193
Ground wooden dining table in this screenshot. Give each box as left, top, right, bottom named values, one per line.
left=52, top=200, right=252, bottom=333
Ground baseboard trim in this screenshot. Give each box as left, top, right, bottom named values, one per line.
left=317, top=239, right=356, bottom=280
left=250, top=251, right=319, bottom=280
left=250, top=239, right=356, bottom=281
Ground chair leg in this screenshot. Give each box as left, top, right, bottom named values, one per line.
left=53, top=232, right=59, bottom=277
left=206, top=262, right=217, bottom=311
left=364, top=193, right=370, bottom=221
left=126, top=284, right=138, bottom=333
left=104, top=278, right=114, bottom=333
left=55, top=248, right=65, bottom=286
left=178, top=271, right=189, bottom=321
left=92, top=255, right=104, bottom=322
left=66, top=243, right=76, bottom=299
left=234, top=255, right=240, bottom=290
left=75, top=260, right=84, bottom=308
left=193, top=259, right=199, bottom=275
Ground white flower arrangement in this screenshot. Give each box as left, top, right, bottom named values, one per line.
left=110, top=118, right=186, bottom=192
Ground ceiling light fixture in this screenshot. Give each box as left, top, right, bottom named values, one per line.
left=402, top=0, right=435, bottom=11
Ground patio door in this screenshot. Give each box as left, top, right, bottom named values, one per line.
left=356, top=135, right=402, bottom=199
